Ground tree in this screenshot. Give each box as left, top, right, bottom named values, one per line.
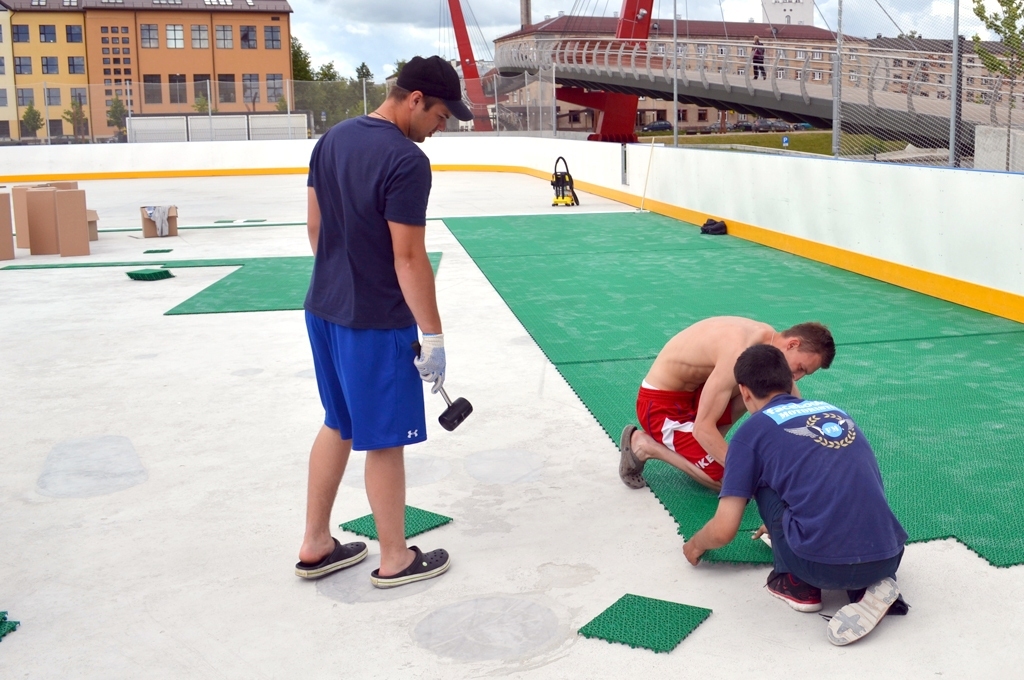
left=315, top=62, right=340, bottom=82
left=388, top=59, right=410, bottom=79
left=973, top=0, right=1024, bottom=171
left=356, top=62, right=373, bottom=81
left=21, top=103, right=44, bottom=138
left=62, top=99, right=88, bottom=140
left=292, top=36, right=315, bottom=81
left=106, top=95, right=128, bottom=133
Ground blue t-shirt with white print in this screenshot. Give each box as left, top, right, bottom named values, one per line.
left=720, top=393, right=907, bottom=565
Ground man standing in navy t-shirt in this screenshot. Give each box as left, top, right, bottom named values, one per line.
left=683, top=344, right=909, bottom=646
left=294, top=57, right=473, bottom=588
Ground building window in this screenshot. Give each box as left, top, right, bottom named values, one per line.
left=123, top=48, right=130, bottom=54
left=103, top=48, right=110, bottom=54
left=104, top=68, right=111, bottom=75
left=194, top=74, right=211, bottom=100
left=13, top=25, right=29, bottom=42
left=111, top=37, right=119, bottom=44
left=717, top=46, right=727, bottom=55
left=39, top=25, right=57, bottom=43
left=240, top=25, right=257, bottom=49
left=42, top=56, right=59, bottom=74
left=697, top=45, right=707, bottom=55
left=777, top=69, right=786, bottom=79
left=168, top=74, right=187, bottom=103
left=141, top=24, right=159, bottom=48
left=216, top=25, right=232, bottom=48
left=812, top=71, right=823, bottom=81
left=217, top=73, right=236, bottom=102
left=68, top=56, right=86, bottom=74
left=71, top=87, right=87, bottom=104
left=737, top=47, right=746, bottom=56
left=14, top=57, right=31, bottom=75
left=0, top=121, right=9, bottom=139
left=124, top=68, right=132, bottom=74
left=143, top=74, right=162, bottom=103
left=242, top=73, right=260, bottom=102
left=103, top=58, right=111, bottom=64
left=101, top=26, right=109, bottom=33
left=264, top=26, right=280, bottom=49
left=45, top=88, right=61, bottom=105
left=0, top=89, right=7, bottom=107
left=18, top=88, right=35, bottom=106
left=0, top=58, right=4, bottom=76
left=114, top=58, right=121, bottom=64
left=166, top=25, right=184, bottom=49
left=266, top=73, right=283, bottom=101
left=113, top=48, right=120, bottom=54
left=123, top=38, right=130, bottom=45
left=849, top=71, right=859, bottom=81
left=738, top=68, right=746, bottom=75
left=66, top=25, right=83, bottom=42
left=49, top=120, right=63, bottom=137
left=796, top=50, right=806, bottom=59
left=812, top=50, right=822, bottom=60
left=697, top=108, right=708, bottom=121
left=102, top=37, right=110, bottom=44
left=677, top=108, right=687, bottom=122
left=192, top=24, right=209, bottom=48
left=113, top=69, right=121, bottom=75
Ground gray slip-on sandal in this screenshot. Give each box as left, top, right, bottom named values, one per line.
left=370, top=546, right=450, bottom=589
left=619, top=425, right=647, bottom=489
left=295, top=538, right=368, bottom=579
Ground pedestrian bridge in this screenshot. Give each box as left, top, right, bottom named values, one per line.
left=495, top=37, right=1010, bottom=148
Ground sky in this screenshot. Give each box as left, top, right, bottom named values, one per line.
left=288, top=0, right=999, bottom=83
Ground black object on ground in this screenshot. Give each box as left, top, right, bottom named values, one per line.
left=700, top=219, right=728, bottom=235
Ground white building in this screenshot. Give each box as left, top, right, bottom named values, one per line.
left=762, top=0, right=814, bottom=26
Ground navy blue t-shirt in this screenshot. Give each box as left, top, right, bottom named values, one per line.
left=721, top=394, right=907, bottom=565
left=305, top=116, right=431, bottom=329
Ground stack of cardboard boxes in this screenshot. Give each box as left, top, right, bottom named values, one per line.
left=0, top=182, right=97, bottom=260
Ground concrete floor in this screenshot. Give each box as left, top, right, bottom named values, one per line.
left=1, top=172, right=1021, bottom=678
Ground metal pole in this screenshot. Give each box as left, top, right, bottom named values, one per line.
left=126, top=81, right=132, bottom=142
left=494, top=73, right=500, bottom=135
left=362, top=78, right=368, bottom=116
left=831, top=0, right=843, bottom=158
left=551, top=65, right=557, bottom=135
left=948, top=0, right=961, bottom=167
left=207, top=79, right=213, bottom=141
left=673, top=0, right=679, bottom=147
left=44, top=81, right=51, bottom=144
left=287, top=79, right=293, bottom=140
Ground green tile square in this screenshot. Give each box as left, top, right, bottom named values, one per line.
left=143, top=249, right=173, bottom=253
left=0, top=612, right=19, bottom=642
left=339, top=505, right=452, bottom=540
left=578, top=594, right=711, bottom=653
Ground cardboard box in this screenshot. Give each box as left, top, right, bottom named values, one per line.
left=0, top=192, right=14, bottom=261
left=12, top=186, right=32, bottom=249
left=27, top=188, right=60, bottom=255
left=86, top=209, right=99, bottom=241
left=140, top=206, right=178, bottom=238
left=46, top=181, right=79, bottom=191
left=56, top=190, right=90, bottom=257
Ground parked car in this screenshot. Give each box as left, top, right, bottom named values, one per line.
left=641, top=120, right=674, bottom=132
left=729, top=121, right=754, bottom=132
left=792, top=122, right=815, bottom=131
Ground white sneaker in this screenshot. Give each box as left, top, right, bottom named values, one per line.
left=826, top=577, right=900, bottom=646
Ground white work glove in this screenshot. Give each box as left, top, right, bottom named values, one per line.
left=414, top=333, right=445, bottom=394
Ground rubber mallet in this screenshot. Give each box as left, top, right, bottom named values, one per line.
left=412, top=342, right=473, bottom=431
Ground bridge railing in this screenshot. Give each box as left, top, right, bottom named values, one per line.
left=496, top=37, right=1023, bottom=168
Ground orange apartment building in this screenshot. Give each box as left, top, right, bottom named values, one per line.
left=2, top=0, right=291, bottom=140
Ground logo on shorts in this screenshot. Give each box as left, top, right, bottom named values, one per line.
left=784, top=413, right=856, bottom=449
left=407, top=430, right=419, bottom=439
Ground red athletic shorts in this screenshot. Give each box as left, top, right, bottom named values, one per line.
left=635, top=385, right=734, bottom=482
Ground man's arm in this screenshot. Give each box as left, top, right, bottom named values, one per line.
left=682, top=496, right=747, bottom=565
left=307, top=187, right=321, bottom=255
left=388, top=220, right=441, bottom=334
left=692, top=361, right=741, bottom=466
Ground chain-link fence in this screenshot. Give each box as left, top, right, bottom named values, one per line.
left=443, top=67, right=560, bottom=135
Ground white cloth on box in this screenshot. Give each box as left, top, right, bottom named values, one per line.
left=144, top=206, right=171, bottom=237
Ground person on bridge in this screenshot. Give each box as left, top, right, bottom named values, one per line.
left=681, top=344, right=909, bottom=646
left=295, top=56, right=473, bottom=588
left=752, top=37, right=767, bottom=80
left=618, top=317, right=834, bottom=491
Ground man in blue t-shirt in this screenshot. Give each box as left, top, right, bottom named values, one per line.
left=682, top=344, right=909, bottom=646
left=294, top=57, right=473, bottom=589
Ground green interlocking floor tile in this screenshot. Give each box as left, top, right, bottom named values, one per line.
left=578, top=594, right=711, bottom=653
left=143, top=249, right=173, bottom=254
left=444, top=212, right=1024, bottom=567
left=339, top=505, right=453, bottom=540
left=0, top=612, right=19, bottom=642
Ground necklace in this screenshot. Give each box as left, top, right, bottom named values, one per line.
left=369, top=111, right=395, bottom=125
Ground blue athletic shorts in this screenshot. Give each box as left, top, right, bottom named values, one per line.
left=305, top=311, right=426, bottom=451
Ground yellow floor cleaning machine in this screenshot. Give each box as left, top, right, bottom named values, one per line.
left=551, top=157, right=580, bottom=207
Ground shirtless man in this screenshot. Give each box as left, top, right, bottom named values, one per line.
left=619, top=317, right=835, bottom=491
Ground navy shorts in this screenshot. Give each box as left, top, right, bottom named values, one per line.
left=306, top=311, right=426, bottom=451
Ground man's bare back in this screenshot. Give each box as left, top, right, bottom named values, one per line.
left=645, top=317, right=775, bottom=393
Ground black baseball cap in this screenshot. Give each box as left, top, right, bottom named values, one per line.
left=396, top=56, right=474, bottom=122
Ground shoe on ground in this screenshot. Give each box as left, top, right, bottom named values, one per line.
left=295, top=538, right=368, bottom=579
left=618, top=425, right=647, bottom=489
left=827, top=577, right=900, bottom=646
left=370, top=546, right=450, bottom=589
left=765, top=570, right=823, bottom=613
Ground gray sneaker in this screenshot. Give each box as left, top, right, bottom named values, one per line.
left=826, top=577, right=900, bottom=646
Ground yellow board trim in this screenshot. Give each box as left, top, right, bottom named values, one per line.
left=3, top=162, right=1020, bottom=323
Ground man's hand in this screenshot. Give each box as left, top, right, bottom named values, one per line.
left=414, top=333, right=445, bottom=393
left=683, top=539, right=705, bottom=565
